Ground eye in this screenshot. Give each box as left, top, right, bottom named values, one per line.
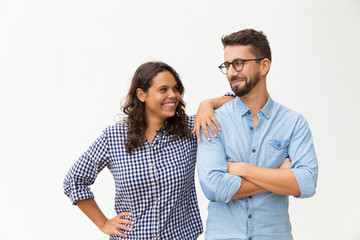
left=233, top=59, right=243, bottom=67
left=173, top=86, right=179, bottom=92
left=159, top=87, right=167, bottom=92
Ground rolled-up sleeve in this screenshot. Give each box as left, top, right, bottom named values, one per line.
left=197, top=126, right=242, bottom=203
left=289, top=115, right=318, bottom=199
left=63, top=128, right=111, bottom=205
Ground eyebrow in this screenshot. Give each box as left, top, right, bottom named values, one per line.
left=157, top=84, right=178, bottom=89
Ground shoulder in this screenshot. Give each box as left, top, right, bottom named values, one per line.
left=214, top=99, right=237, bottom=120
left=103, top=122, right=129, bottom=139
left=272, top=100, right=303, bottom=118
left=271, top=101, right=309, bottom=129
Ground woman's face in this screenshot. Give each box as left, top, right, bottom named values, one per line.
left=138, top=71, right=181, bottom=124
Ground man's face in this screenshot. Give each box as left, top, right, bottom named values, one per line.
left=224, top=45, right=261, bottom=97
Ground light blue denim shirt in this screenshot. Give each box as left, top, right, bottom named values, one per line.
left=197, top=96, right=318, bottom=240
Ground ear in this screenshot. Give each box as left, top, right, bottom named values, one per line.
left=136, top=88, right=146, bottom=102
left=261, top=58, right=271, bottom=76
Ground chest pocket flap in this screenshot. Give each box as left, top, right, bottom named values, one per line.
left=269, top=139, right=289, bottom=150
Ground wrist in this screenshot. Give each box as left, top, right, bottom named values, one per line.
left=98, top=218, right=109, bottom=231
left=200, top=99, right=213, bottom=107
left=237, top=162, right=247, bottom=176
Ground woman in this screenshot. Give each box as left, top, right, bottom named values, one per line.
left=63, top=61, right=233, bottom=239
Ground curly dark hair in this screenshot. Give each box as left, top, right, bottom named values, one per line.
left=122, top=61, right=192, bottom=154
left=221, top=29, right=272, bottom=62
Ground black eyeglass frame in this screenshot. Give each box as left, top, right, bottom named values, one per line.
left=218, top=58, right=265, bottom=75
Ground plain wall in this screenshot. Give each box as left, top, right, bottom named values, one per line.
left=1, top=0, right=360, bottom=239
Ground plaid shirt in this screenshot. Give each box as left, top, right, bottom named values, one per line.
left=63, top=115, right=203, bottom=239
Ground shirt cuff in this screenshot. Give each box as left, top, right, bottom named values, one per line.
left=224, top=92, right=236, bottom=97
left=291, top=168, right=316, bottom=199
left=215, top=173, right=242, bottom=203
left=64, top=177, right=95, bottom=205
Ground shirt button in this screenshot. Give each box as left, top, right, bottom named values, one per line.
left=155, top=218, right=159, bottom=221
left=155, top=181, right=158, bottom=184
left=249, top=238, right=252, bottom=240
left=247, top=111, right=251, bottom=115
left=250, top=127, right=253, bottom=130
left=155, top=236, right=159, bottom=238
left=152, top=164, right=155, bottom=167
left=249, top=196, right=252, bottom=199
left=149, top=146, right=152, bottom=149
left=252, top=149, right=256, bottom=153
left=277, top=144, right=281, bottom=147
left=248, top=215, right=252, bottom=218
left=156, top=199, right=159, bottom=202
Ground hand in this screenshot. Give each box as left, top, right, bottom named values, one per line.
left=192, top=100, right=221, bottom=141
left=99, top=212, right=134, bottom=238
left=227, top=161, right=243, bottom=176
left=279, top=157, right=292, bottom=169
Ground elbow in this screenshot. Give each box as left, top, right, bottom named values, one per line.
left=302, top=183, right=317, bottom=198
left=296, top=180, right=317, bottom=198
left=200, top=181, right=216, bottom=201
left=291, top=168, right=317, bottom=199
left=199, top=181, right=230, bottom=202
left=199, top=181, right=237, bottom=203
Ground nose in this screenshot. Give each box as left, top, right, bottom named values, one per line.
left=168, top=89, right=177, bottom=98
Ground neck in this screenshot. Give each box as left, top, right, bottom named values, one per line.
left=240, top=81, right=269, bottom=114
left=144, top=117, right=165, bottom=144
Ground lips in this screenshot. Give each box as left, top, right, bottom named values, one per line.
left=162, top=102, right=177, bottom=110
left=231, top=80, right=245, bottom=87
left=231, top=77, right=246, bottom=86
left=162, top=102, right=176, bottom=106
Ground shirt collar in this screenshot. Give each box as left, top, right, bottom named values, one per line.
left=259, top=96, right=273, bottom=119
left=234, top=97, right=251, bottom=117
left=234, top=95, right=274, bottom=119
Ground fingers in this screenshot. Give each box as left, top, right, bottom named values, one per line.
left=193, top=111, right=222, bottom=141
left=202, top=123, right=211, bottom=141
left=116, top=212, right=134, bottom=229
left=104, top=212, right=134, bottom=237
left=115, top=231, right=129, bottom=238
left=212, top=117, right=221, bottom=131
left=193, top=118, right=201, bottom=141
left=279, top=157, right=292, bottom=169
left=208, top=116, right=221, bottom=139
left=194, top=119, right=219, bottom=142
left=118, top=212, right=132, bottom=218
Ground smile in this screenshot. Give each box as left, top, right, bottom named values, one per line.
left=162, top=102, right=177, bottom=107
left=231, top=80, right=245, bottom=87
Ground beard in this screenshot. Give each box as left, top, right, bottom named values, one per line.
left=230, top=72, right=261, bottom=97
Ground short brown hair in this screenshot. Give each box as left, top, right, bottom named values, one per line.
left=221, top=29, right=272, bottom=62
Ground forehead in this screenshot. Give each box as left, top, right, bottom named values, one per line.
left=151, top=71, right=177, bottom=87
left=224, top=45, right=255, bottom=61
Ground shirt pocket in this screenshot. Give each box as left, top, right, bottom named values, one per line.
left=265, top=139, right=290, bottom=168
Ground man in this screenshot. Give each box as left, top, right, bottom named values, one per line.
left=197, top=29, right=318, bottom=240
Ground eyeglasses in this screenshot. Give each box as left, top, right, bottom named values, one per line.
left=218, top=58, right=265, bottom=75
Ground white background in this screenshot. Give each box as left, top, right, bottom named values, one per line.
left=1, top=0, right=360, bottom=239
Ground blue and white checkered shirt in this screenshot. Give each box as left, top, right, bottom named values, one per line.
left=63, top=115, right=203, bottom=239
